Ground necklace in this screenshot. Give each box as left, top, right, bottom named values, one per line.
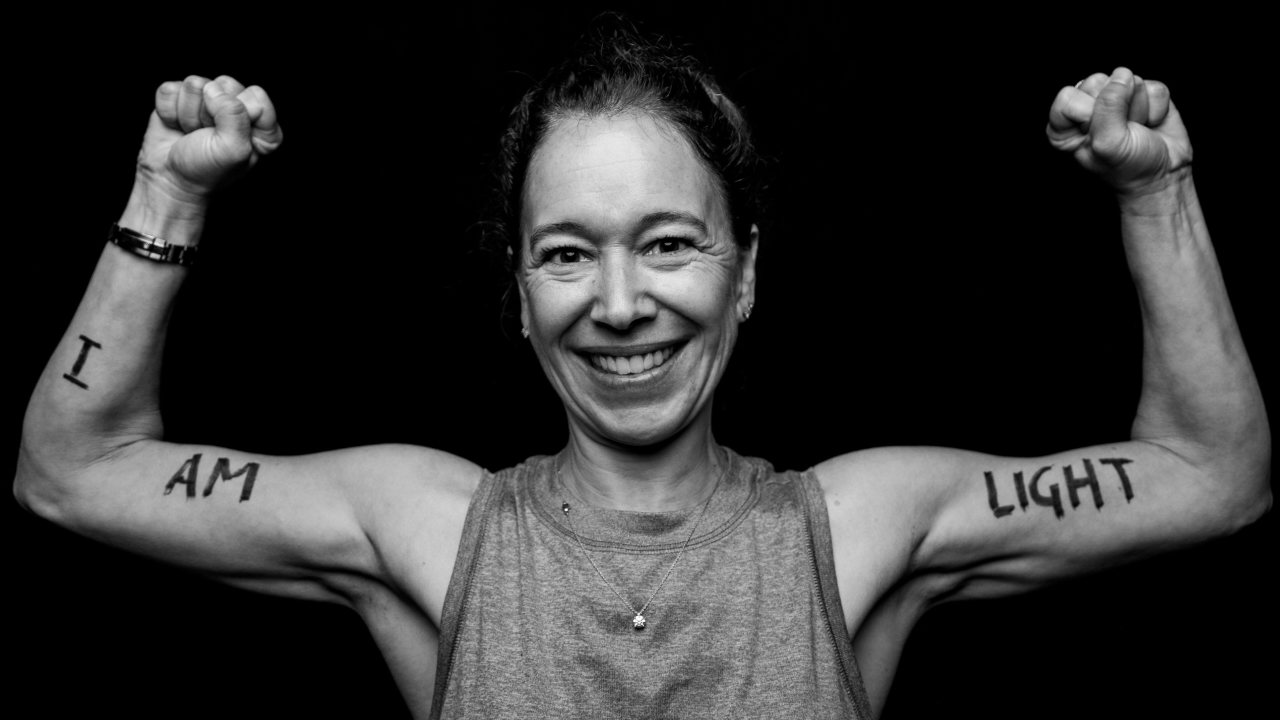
left=559, top=454, right=724, bottom=631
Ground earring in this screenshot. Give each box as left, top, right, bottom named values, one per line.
left=742, top=302, right=754, bottom=321
left=521, top=327, right=530, bottom=339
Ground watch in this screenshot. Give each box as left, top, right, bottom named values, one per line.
left=107, top=222, right=198, bottom=267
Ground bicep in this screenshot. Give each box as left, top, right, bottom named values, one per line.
left=822, top=440, right=1248, bottom=607
left=914, top=441, right=1245, bottom=600
left=32, top=439, right=476, bottom=605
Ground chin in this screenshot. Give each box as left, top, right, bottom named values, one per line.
left=586, top=403, right=698, bottom=449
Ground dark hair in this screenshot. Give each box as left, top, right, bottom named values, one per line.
left=484, top=16, right=767, bottom=276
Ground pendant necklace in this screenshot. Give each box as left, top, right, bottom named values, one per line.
left=559, top=454, right=724, bottom=631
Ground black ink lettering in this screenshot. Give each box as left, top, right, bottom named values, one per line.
left=202, top=458, right=260, bottom=502
left=164, top=454, right=201, bottom=499
left=1013, top=471, right=1030, bottom=511
left=1099, top=458, right=1135, bottom=502
left=984, top=471, right=1015, bottom=518
left=1028, top=465, right=1063, bottom=519
left=62, top=335, right=102, bottom=390
left=1063, top=459, right=1104, bottom=511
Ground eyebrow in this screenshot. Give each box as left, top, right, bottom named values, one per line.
left=528, top=211, right=709, bottom=247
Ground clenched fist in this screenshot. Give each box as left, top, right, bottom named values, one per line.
left=136, top=75, right=283, bottom=204
left=1047, top=67, right=1191, bottom=194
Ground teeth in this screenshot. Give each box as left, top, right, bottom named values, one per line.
left=588, top=346, right=676, bottom=376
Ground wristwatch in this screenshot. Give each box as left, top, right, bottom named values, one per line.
left=107, top=222, right=198, bottom=267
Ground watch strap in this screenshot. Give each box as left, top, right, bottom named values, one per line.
left=107, top=222, right=198, bottom=267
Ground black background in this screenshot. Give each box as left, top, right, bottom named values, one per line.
left=9, top=9, right=1273, bottom=719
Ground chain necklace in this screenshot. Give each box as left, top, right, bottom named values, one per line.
left=559, top=455, right=724, bottom=631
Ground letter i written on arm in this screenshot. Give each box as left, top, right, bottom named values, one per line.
left=63, top=335, right=101, bottom=389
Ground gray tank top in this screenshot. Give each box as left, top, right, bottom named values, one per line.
left=430, top=448, right=872, bottom=719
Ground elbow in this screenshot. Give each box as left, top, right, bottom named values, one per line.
left=1228, top=463, right=1272, bottom=533
left=12, top=416, right=107, bottom=527
left=1153, top=406, right=1272, bottom=537
left=13, top=442, right=75, bottom=526
left=1209, top=428, right=1272, bottom=536
left=15, top=404, right=155, bottom=526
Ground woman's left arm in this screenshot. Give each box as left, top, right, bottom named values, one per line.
left=820, top=67, right=1270, bottom=621
left=1057, top=68, right=1269, bottom=504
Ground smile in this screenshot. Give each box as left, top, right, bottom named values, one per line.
left=580, top=343, right=683, bottom=377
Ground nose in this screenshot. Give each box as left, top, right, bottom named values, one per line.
left=590, top=252, right=656, bottom=330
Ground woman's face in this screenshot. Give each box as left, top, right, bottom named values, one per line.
left=518, top=112, right=757, bottom=447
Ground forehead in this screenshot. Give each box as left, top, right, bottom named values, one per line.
left=522, top=113, right=726, bottom=239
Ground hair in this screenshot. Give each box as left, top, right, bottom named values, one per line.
left=483, top=15, right=768, bottom=279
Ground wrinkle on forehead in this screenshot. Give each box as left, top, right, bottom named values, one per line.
left=520, top=111, right=731, bottom=243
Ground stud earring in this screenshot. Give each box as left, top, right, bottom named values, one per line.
left=521, top=327, right=530, bottom=339
left=742, top=302, right=754, bottom=321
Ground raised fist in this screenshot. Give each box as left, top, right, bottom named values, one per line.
left=136, top=75, right=283, bottom=204
left=1047, top=67, right=1191, bottom=194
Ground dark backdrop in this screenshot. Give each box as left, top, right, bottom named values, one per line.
left=10, top=10, right=1272, bottom=719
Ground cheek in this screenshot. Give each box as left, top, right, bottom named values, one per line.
left=525, top=275, right=592, bottom=331
left=653, top=264, right=738, bottom=323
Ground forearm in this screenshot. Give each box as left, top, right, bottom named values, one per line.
left=19, top=181, right=205, bottom=491
left=1120, top=168, right=1270, bottom=494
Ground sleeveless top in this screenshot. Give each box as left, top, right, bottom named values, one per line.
left=429, top=448, right=873, bottom=719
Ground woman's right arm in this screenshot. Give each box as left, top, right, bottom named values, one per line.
left=14, top=75, right=478, bottom=615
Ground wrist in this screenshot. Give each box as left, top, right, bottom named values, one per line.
left=119, top=174, right=208, bottom=246
left=1117, top=166, right=1197, bottom=218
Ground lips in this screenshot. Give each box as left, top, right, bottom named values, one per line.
left=578, top=342, right=684, bottom=377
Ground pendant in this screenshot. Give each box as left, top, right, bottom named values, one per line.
left=633, top=613, right=646, bottom=630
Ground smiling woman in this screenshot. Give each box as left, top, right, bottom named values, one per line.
left=11, top=12, right=1273, bottom=720
left=521, top=111, right=754, bottom=460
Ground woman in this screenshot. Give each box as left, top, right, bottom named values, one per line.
left=13, top=16, right=1271, bottom=720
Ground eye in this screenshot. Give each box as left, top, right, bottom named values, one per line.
left=646, top=237, right=691, bottom=255
left=542, top=247, right=589, bottom=264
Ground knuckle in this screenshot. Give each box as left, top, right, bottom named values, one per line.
left=216, top=76, right=246, bottom=94
left=1090, top=131, right=1123, bottom=156
left=1094, top=86, right=1122, bottom=107
left=183, top=75, right=209, bottom=89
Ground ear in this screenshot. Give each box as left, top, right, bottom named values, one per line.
left=509, top=246, right=533, bottom=333
left=737, top=224, right=759, bottom=315
left=515, top=278, right=531, bottom=336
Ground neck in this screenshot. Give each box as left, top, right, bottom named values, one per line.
left=560, top=407, right=722, bottom=512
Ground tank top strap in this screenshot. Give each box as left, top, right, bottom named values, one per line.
left=794, top=465, right=875, bottom=719
left=429, top=462, right=511, bottom=720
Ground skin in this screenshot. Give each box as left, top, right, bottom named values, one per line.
left=517, top=112, right=756, bottom=511
left=14, top=68, right=1270, bottom=719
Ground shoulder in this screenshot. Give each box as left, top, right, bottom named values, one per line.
left=337, top=446, right=483, bottom=611
left=810, top=448, right=973, bottom=621
left=332, top=444, right=484, bottom=520
left=814, top=446, right=968, bottom=518
left=812, top=446, right=989, bottom=579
